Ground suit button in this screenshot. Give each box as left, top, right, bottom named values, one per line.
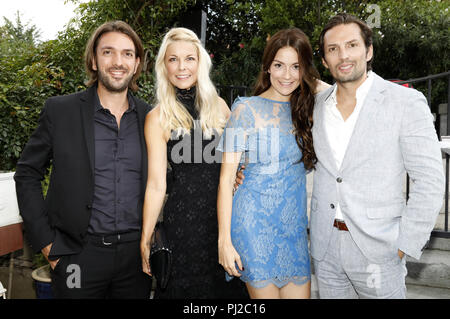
left=336, top=177, right=343, bottom=183
left=330, top=204, right=335, bottom=209
left=86, top=205, right=92, bottom=209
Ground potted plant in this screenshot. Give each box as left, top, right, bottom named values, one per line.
left=30, top=171, right=53, bottom=298
left=31, top=253, right=52, bottom=299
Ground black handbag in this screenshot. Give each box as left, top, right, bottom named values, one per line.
left=150, top=222, right=172, bottom=290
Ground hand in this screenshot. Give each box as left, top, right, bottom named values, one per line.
left=41, top=243, right=60, bottom=270
left=219, top=240, right=243, bottom=278
left=398, top=249, right=405, bottom=260
left=140, top=238, right=152, bottom=277
left=315, top=79, right=332, bottom=94
left=233, top=165, right=246, bottom=192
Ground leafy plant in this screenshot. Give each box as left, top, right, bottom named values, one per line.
left=1, top=0, right=448, bottom=170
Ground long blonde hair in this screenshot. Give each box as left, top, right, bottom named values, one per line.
left=155, top=27, right=226, bottom=138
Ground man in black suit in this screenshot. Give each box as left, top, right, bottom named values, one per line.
left=14, top=21, right=152, bottom=298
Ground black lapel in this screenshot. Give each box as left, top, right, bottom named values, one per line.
left=132, top=94, right=149, bottom=194
left=79, top=86, right=96, bottom=178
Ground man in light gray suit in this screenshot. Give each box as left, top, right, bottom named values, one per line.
left=311, top=13, right=445, bottom=298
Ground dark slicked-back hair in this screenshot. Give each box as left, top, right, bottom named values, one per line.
left=319, top=13, right=374, bottom=71
left=84, top=20, right=144, bottom=92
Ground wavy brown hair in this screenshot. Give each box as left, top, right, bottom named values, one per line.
left=253, top=28, right=319, bottom=170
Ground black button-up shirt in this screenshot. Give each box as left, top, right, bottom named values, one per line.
left=88, top=89, right=142, bottom=235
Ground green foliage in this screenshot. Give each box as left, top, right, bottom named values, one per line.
left=135, top=72, right=157, bottom=105
left=0, top=12, right=41, bottom=52
left=211, top=39, right=262, bottom=88
left=0, top=14, right=64, bottom=170
left=202, top=0, right=265, bottom=98
left=0, top=1, right=448, bottom=170
left=373, top=0, right=449, bottom=78
left=372, top=0, right=449, bottom=110
left=32, top=251, right=48, bottom=268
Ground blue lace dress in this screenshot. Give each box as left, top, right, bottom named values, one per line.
left=217, top=96, right=310, bottom=288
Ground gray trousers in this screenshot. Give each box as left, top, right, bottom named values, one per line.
left=313, top=226, right=407, bottom=299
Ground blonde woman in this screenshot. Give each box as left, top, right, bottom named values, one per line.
left=140, top=27, right=248, bottom=299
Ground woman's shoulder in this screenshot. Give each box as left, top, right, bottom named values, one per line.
left=229, top=96, right=246, bottom=112
left=315, top=80, right=332, bottom=94
left=146, top=104, right=161, bottom=122
left=230, top=95, right=266, bottom=111
left=145, top=105, right=165, bottom=133
left=145, top=105, right=172, bottom=141
left=229, top=96, right=260, bottom=121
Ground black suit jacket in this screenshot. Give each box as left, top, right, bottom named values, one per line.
left=14, top=86, right=151, bottom=258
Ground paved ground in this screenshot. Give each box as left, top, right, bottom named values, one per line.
left=310, top=274, right=450, bottom=299
left=2, top=264, right=449, bottom=299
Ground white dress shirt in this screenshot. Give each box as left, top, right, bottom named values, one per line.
left=323, top=71, right=374, bottom=220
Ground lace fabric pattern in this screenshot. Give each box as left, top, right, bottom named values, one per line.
left=217, top=96, right=311, bottom=289
left=155, top=87, right=248, bottom=299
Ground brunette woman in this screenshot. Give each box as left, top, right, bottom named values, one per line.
left=217, top=28, right=329, bottom=299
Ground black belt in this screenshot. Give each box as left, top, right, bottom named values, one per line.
left=87, top=231, right=141, bottom=246
left=333, top=219, right=349, bottom=231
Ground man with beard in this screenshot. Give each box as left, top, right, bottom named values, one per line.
left=310, top=13, right=444, bottom=298
left=14, top=21, right=152, bottom=298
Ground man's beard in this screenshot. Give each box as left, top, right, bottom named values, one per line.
left=97, top=67, right=134, bottom=93
left=333, top=62, right=366, bottom=84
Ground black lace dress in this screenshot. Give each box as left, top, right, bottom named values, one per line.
left=154, top=87, right=248, bottom=299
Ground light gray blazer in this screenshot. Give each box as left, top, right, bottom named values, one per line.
left=310, top=72, right=445, bottom=263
